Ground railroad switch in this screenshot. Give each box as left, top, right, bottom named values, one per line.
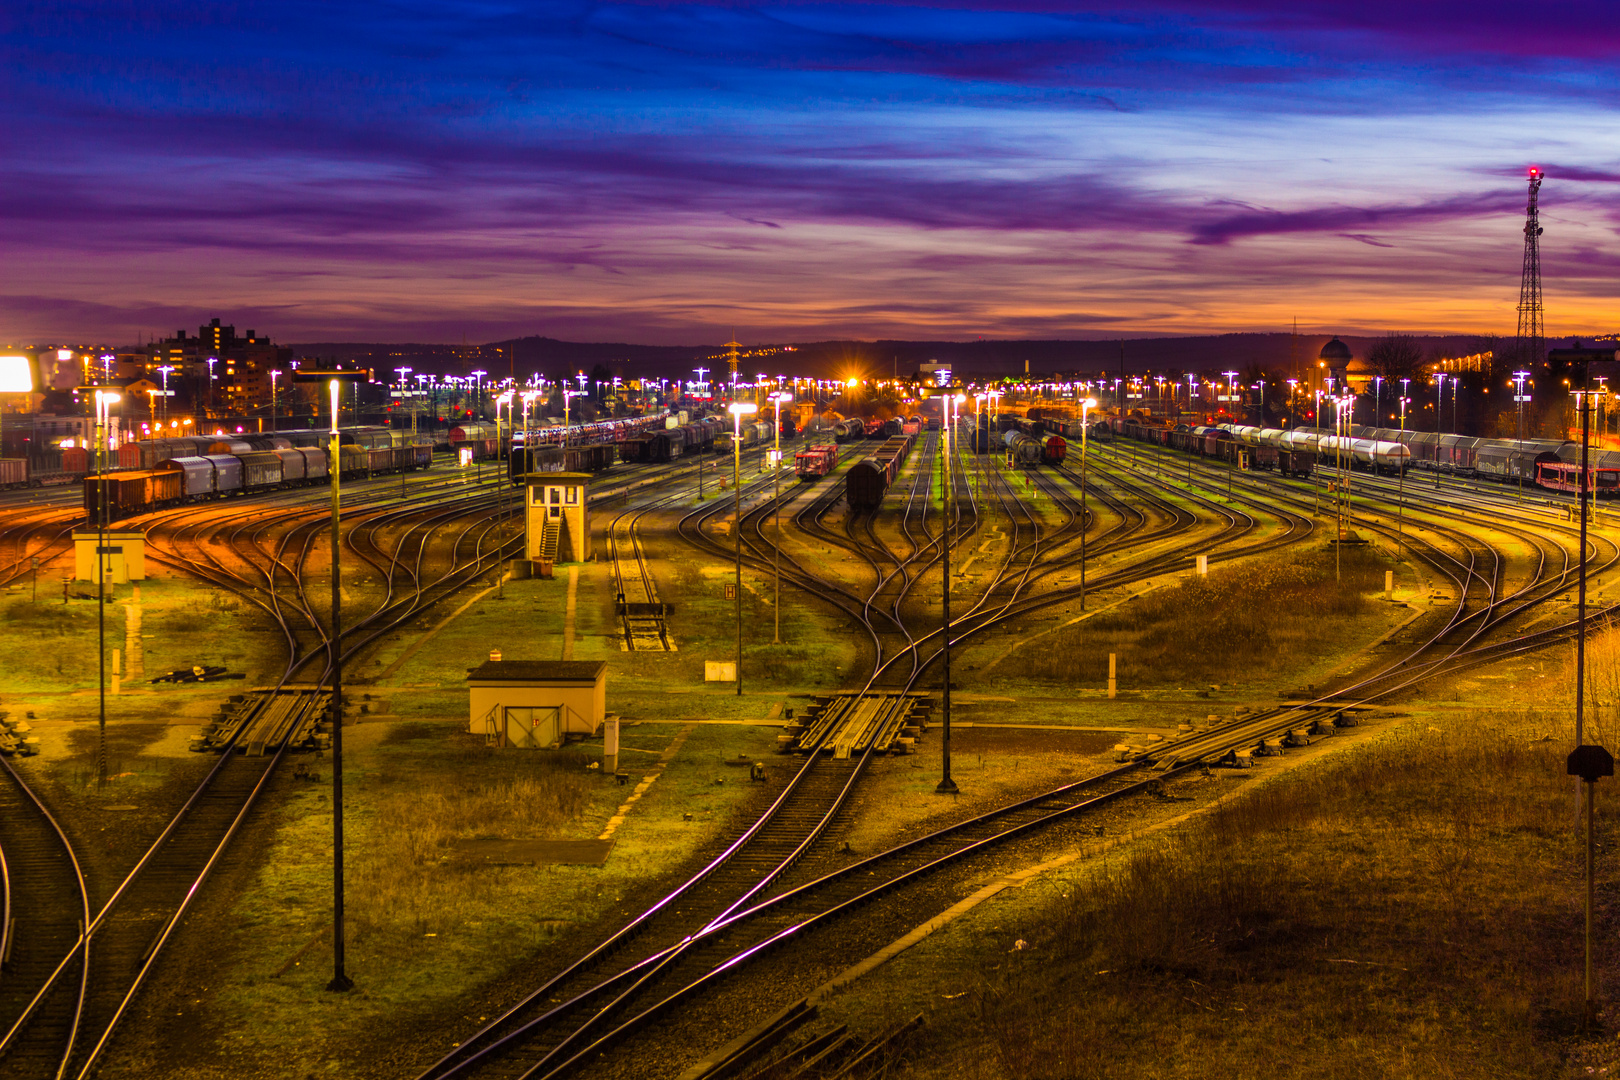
left=750, top=761, right=767, bottom=782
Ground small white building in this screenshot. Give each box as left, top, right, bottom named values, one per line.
left=467, top=659, right=606, bottom=749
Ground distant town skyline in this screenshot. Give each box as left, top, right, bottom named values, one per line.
left=6, top=2, right=1619, bottom=344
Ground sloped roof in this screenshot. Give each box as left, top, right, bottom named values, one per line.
left=466, top=660, right=607, bottom=682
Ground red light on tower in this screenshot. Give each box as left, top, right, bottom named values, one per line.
left=1528, top=166, right=1542, bottom=178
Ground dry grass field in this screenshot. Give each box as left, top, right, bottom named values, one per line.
left=992, top=544, right=1392, bottom=689
left=868, top=710, right=1607, bottom=1079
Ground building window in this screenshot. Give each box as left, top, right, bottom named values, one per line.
left=566, top=486, right=577, bottom=504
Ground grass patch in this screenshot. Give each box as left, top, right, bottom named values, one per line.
left=346, top=734, right=596, bottom=944
left=909, top=712, right=1592, bottom=1079
left=201, top=719, right=780, bottom=1074
left=995, top=543, right=1394, bottom=687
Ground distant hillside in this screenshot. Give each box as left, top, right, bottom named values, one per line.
left=292, top=332, right=1500, bottom=380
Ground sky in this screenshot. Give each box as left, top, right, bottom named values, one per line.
left=5, top=2, right=1620, bottom=345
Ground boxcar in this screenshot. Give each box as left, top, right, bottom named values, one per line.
left=297, top=446, right=329, bottom=480
left=158, top=456, right=216, bottom=497
left=84, top=469, right=184, bottom=521
left=0, top=459, right=26, bottom=488
left=238, top=450, right=285, bottom=490
left=205, top=454, right=244, bottom=494
left=449, top=422, right=498, bottom=445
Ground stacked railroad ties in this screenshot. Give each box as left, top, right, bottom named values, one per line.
left=783, top=413, right=933, bottom=756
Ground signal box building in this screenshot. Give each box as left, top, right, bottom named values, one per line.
left=73, top=531, right=147, bottom=584
left=523, top=471, right=592, bottom=575
left=466, top=659, right=607, bottom=749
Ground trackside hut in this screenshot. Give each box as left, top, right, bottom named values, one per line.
left=466, top=660, right=606, bottom=749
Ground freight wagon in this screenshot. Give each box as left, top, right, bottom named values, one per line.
left=794, top=444, right=838, bottom=480
left=846, top=434, right=916, bottom=510
left=84, top=469, right=185, bottom=521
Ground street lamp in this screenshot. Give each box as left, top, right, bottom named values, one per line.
left=293, top=367, right=370, bottom=995
left=496, top=392, right=515, bottom=593
left=1285, top=379, right=1298, bottom=427
left=1514, top=370, right=1531, bottom=499
left=770, top=392, right=792, bottom=644
left=1080, top=397, right=1098, bottom=610
left=1398, top=394, right=1409, bottom=558
left=728, top=401, right=758, bottom=695
left=93, top=389, right=121, bottom=785
left=269, top=369, right=281, bottom=432
left=206, top=357, right=217, bottom=414
left=938, top=391, right=966, bottom=795
left=158, top=365, right=174, bottom=426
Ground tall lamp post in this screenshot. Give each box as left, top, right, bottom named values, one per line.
left=294, top=368, right=368, bottom=994
left=938, top=391, right=965, bottom=795
left=1398, top=394, right=1409, bottom=559
left=770, top=392, right=792, bottom=644
left=496, top=392, right=514, bottom=595
left=1513, top=371, right=1531, bottom=499
left=1080, top=397, right=1097, bottom=610
left=728, top=401, right=758, bottom=695
left=269, top=369, right=281, bottom=433
left=93, top=389, right=121, bottom=785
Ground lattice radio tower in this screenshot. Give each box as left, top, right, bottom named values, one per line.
left=1514, top=167, right=1545, bottom=373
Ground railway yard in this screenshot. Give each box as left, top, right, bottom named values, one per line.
left=0, top=406, right=1615, bottom=1080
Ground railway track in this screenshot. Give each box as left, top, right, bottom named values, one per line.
left=0, top=452, right=618, bottom=1076
left=0, top=756, right=89, bottom=1080
left=408, top=419, right=1620, bottom=1080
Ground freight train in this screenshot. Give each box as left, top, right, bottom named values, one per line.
left=1001, top=418, right=1067, bottom=465
left=832, top=418, right=867, bottom=444
left=846, top=433, right=917, bottom=510
left=85, top=439, right=436, bottom=521
left=715, top=420, right=777, bottom=453
left=1100, top=413, right=1620, bottom=494
left=616, top=417, right=727, bottom=464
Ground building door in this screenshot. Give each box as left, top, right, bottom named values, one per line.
left=503, top=706, right=562, bottom=749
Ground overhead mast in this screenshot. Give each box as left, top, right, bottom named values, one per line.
left=724, top=334, right=743, bottom=404
left=1514, top=167, right=1545, bottom=376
